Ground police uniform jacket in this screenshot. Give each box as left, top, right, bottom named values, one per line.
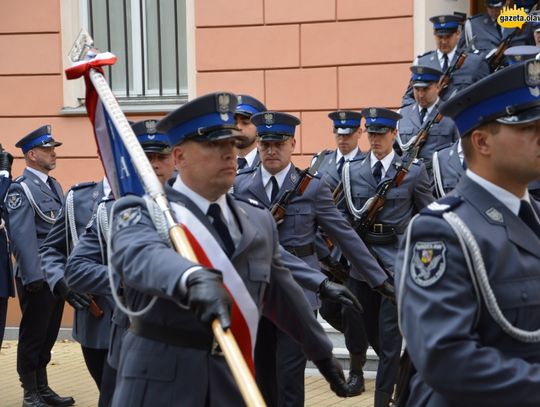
left=432, top=141, right=465, bottom=198
left=398, top=102, right=459, bottom=164
left=0, top=176, right=14, bottom=298
left=402, top=51, right=490, bottom=106
left=7, top=168, right=63, bottom=285
left=65, top=198, right=126, bottom=367
left=234, top=165, right=387, bottom=306
left=459, top=13, right=502, bottom=53
left=344, top=153, right=433, bottom=280
left=109, top=186, right=333, bottom=406
left=397, top=175, right=540, bottom=406
left=41, top=181, right=105, bottom=291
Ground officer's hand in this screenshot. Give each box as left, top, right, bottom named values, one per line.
left=0, top=151, right=14, bottom=177
left=25, top=279, right=44, bottom=293
left=53, top=279, right=91, bottom=310
left=374, top=280, right=396, bottom=304
left=313, top=356, right=350, bottom=398
left=319, top=255, right=348, bottom=283
left=318, top=279, right=363, bottom=313
left=186, top=268, right=232, bottom=330
left=66, top=292, right=91, bottom=311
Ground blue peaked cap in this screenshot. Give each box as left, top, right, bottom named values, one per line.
left=235, top=95, right=267, bottom=117
left=15, top=125, right=63, bottom=153
left=251, top=112, right=300, bottom=141
left=361, top=108, right=402, bottom=133
left=328, top=111, right=362, bottom=135
left=440, top=60, right=540, bottom=136
left=131, top=120, right=171, bottom=154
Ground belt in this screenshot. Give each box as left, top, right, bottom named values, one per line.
left=369, top=224, right=407, bottom=234
left=360, top=224, right=406, bottom=246
left=130, top=318, right=214, bottom=351
left=283, top=242, right=315, bottom=257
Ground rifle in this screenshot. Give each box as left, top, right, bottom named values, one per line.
left=270, top=152, right=326, bottom=224
left=486, top=26, right=523, bottom=72
left=354, top=112, right=443, bottom=235
left=438, top=51, right=468, bottom=98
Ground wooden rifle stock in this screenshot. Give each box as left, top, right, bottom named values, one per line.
left=438, top=52, right=467, bottom=98
left=270, top=169, right=313, bottom=224
left=89, top=296, right=104, bottom=318
left=487, top=27, right=522, bottom=72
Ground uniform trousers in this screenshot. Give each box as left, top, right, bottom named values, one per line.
left=15, top=277, right=64, bottom=375
left=0, top=297, right=7, bottom=349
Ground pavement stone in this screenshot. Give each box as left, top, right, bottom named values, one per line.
left=0, top=340, right=375, bottom=406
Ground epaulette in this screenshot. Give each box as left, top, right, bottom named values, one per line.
left=71, top=181, right=97, bottom=191
left=469, top=13, right=484, bottom=21
left=231, top=194, right=264, bottom=209
left=317, top=149, right=334, bottom=157
left=348, top=156, right=365, bottom=164
left=417, top=50, right=435, bottom=58
left=412, top=158, right=421, bottom=166
left=420, top=196, right=463, bottom=218
left=13, top=175, right=25, bottom=183
left=237, top=166, right=257, bottom=176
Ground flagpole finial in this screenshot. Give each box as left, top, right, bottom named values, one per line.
left=69, top=28, right=99, bottom=63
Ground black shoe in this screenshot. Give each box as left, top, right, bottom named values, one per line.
left=20, top=372, right=49, bottom=407
left=37, top=386, right=74, bottom=407
left=346, top=371, right=365, bottom=396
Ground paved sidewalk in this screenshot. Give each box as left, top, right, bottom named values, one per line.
left=0, top=340, right=374, bottom=406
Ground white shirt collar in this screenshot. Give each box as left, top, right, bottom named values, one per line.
left=466, top=169, right=531, bottom=215
left=261, top=163, right=292, bottom=190
left=26, top=167, right=49, bottom=184
left=437, top=47, right=457, bottom=68
left=336, top=147, right=359, bottom=164
left=240, top=147, right=258, bottom=168
left=370, top=150, right=395, bottom=176
left=172, top=175, right=231, bottom=224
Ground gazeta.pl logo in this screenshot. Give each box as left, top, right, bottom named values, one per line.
left=497, top=4, right=540, bottom=29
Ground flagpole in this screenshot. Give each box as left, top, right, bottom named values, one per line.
left=86, top=67, right=266, bottom=407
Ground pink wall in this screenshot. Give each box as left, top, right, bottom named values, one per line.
left=195, top=0, right=414, bottom=165
left=1, top=1, right=413, bottom=326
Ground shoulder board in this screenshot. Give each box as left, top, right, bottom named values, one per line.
left=237, top=166, right=257, bottom=176
left=71, top=181, right=97, bottom=191
left=100, top=196, right=115, bottom=203
left=13, top=175, right=26, bottom=183
left=316, top=149, right=334, bottom=157
left=417, top=50, right=435, bottom=58
left=420, top=196, right=463, bottom=218
left=412, top=158, right=421, bottom=166
left=349, top=156, right=364, bottom=164
left=231, top=194, right=264, bottom=209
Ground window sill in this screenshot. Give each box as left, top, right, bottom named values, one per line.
left=59, top=95, right=188, bottom=116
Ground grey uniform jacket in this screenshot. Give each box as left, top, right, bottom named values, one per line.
left=343, top=154, right=433, bottom=280
left=6, top=168, right=63, bottom=285
left=108, top=187, right=333, bottom=406
left=397, top=102, right=459, bottom=165
left=234, top=165, right=387, bottom=305
left=459, top=13, right=502, bottom=54
left=64, top=199, right=119, bottom=354
left=402, top=51, right=490, bottom=106
left=40, top=181, right=111, bottom=349
left=397, top=176, right=540, bottom=407
left=432, top=141, right=465, bottom=199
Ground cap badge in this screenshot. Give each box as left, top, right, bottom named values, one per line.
left=526, top=60, right=540, bottom=86
left=264, top=113, right=274, bottom=125
left=46, top=125, right=52, bottom=134
left=439, top=16, right=446, bottom=23
left=530, top=86, right=540, bottom=97
left=369, top=108, right=377, bottom=117
left=145, top=120, right=157, bottom=133
left=237, top=95, right=243, bottom=105
left=417, top=67, right=424, bottom=74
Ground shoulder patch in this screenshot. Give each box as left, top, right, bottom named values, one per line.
left=71, top=181, right=97, bottom=191
left=420, top=196, right=463, bottom=217
left=115, top=207, right=142, bottom=230
left=6, top=191, right=22, bottom=210
left=410, top=241, right=447, bottom=287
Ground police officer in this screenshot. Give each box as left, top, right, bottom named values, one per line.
left=234, top=111, right=393, bottom=406
left=39, top=176, right=106, bottom=389
left=315, top=110, right=368, bottom=395
left=0, top=148, right=14, bottom=349
left=459, top=0, right=505, bottom=54
left=341, top=108, right=434, bottom=407
left=107, top=92, right=350, bottom=406
left=397, top=65, right=459, bottom=174
left=235, top=94, right=266, bottom=172
left=397, top=59, right=540, bottom=407
left=65, top=119, right=176, bottom=407
left=6, top=126, right=74, bottom=407
left=402, top=14, right=490, bottom=106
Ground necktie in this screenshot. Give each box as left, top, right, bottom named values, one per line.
left=270, top=176, right=279, bottom=202
left=442, top=53, right=449, bottom=72
left=419, top=108, right=428, bottom=124
left=518, top=200, right=540, bottom=239
left=237, top=157, right=248, bottom=171
left=207, top=203, right=235, bottom=257
left=373, top=161, right=383, bottom=184
left=337, top=156, right=345, bottom=176
left=47, top=177, right=60, bottom=200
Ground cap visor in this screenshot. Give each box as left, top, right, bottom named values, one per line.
left=335, top=127, right=355, bottom=135
left=496, top=105, right=540, bottom=125
left=141, top=144, right=172, bottom=155
left=234, top=111, right=252, bottom=118
left=412, top=81, right=430, bottom=88
left=41, top=141, right=63, bottom=148
left=366, top=126, right=391, bottom=134
left=257, top=134, right=292, bottom=141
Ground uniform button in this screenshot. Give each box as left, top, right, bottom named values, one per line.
left=521, top=292, right=528, bottom=302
